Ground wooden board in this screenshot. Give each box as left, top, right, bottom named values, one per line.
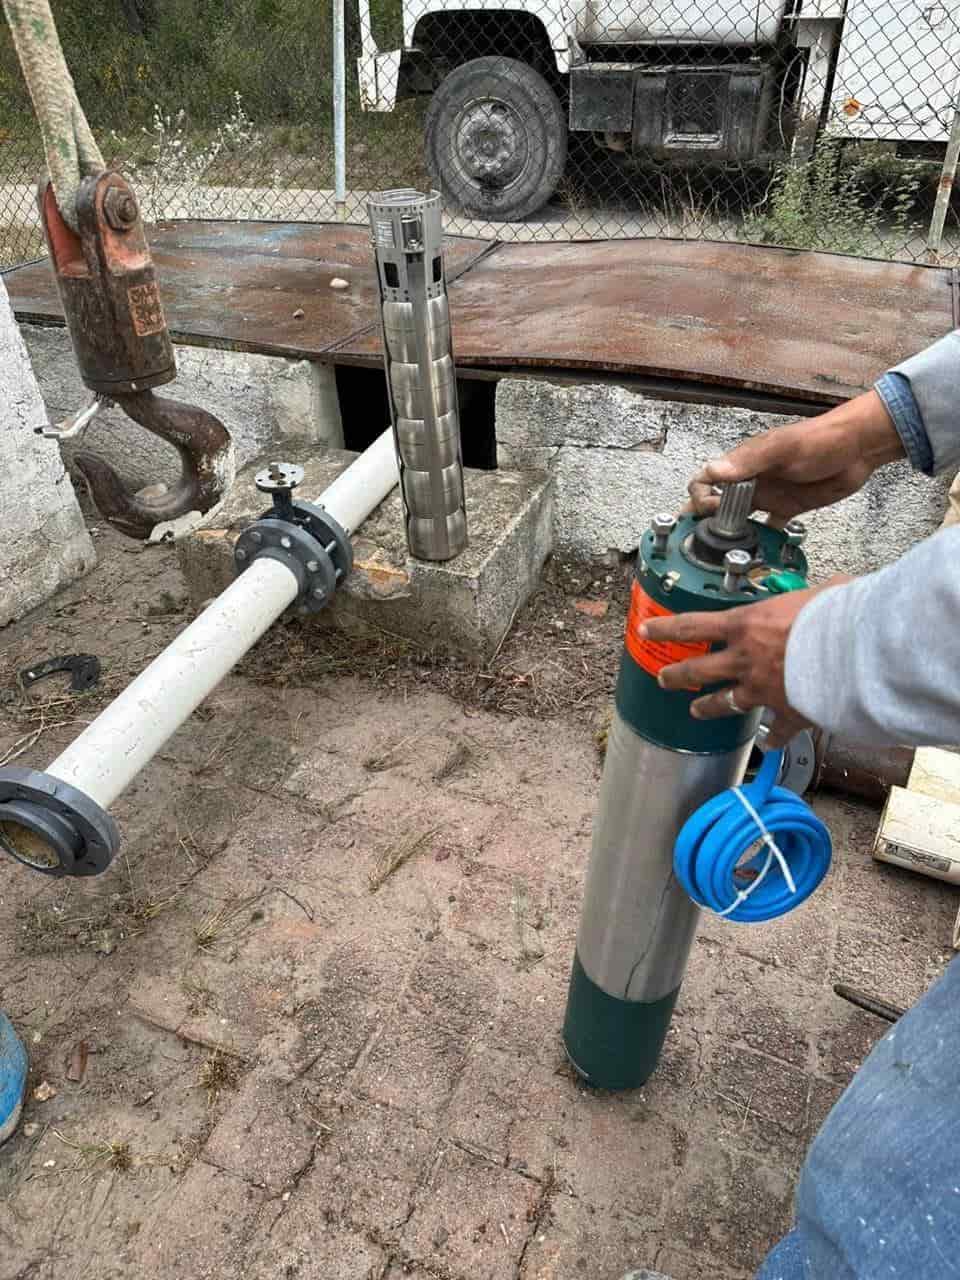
left=884, top=748, right=960, bottom=948
left=874, top=786, right=960, bottom=886
left=907, top=747, right=960, bottom=804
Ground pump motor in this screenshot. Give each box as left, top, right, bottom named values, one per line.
left=562, top=481, right=812, bottom=1090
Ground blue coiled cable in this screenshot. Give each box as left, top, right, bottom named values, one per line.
left=673, top=748, right=832, bottom=923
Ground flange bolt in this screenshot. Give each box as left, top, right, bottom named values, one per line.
left=651, top=512, right=677, bottom=555
left=782, top=519, right=807, bottom=566
left=723, top=548, right=752, bottom=594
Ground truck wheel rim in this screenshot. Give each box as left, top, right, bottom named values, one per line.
left=453, top=97, right=528, bottom=190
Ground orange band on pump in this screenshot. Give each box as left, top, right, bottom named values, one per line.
left=624, top=581, right=710, bottom=678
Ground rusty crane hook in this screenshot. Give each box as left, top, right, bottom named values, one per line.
left=37, top=171, right=233, bottom=539
left=70, top=390, right=233, bottom=540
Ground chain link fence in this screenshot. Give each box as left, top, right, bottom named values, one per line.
left=1, top=0, right=958, bottom=269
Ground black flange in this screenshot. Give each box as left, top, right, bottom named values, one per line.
left=0, top=768, right=119, bottom=877
left=234, top=473, right=354, bottom=614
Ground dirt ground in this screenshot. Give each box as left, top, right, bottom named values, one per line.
left=0, top=517, right=956, bottom=1280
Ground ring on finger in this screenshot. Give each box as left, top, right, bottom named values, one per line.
left=723, top=687, right=748, bottom=715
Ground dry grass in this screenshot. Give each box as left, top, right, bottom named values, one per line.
left=368, top=827, right=438, bottom=893
left=18, top=879, right=181, bottom=956
left=511, top=881, right=546, bottom=967
left=182, top=976, right=216, bottom=1016
left=193, top=891, right=263, bottom=953
left=53, top=1130, right=134, bottom=1175
left=594, top=706, right=613, bottom=762
left=433, top=740, right=473, bottom=783
left=197, top=1048, right=241, bottom=1104
left=0, top=665, right=131, bottom=769
left=362, top=726, right=434, bottom=773
left=239, top=552, right=626, bottom=725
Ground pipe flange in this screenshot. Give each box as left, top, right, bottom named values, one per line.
left=234, top=517, right=336, bottom=613
left=0, top=767, right=119, bottom=877
left=287, top=501, right=353, bottom=583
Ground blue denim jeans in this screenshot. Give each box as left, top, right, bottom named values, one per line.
left=757, top=956, right=960, bottom=1279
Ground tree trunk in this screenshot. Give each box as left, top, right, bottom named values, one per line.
left=119, top=0, right=153, bottom=35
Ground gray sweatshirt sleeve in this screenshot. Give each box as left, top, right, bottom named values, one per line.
left=888, top=329, right=960, bottom=475
left=785, top=526, right=960, bottom=746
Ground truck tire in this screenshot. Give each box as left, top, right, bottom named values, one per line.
left=424, top=56, right=567, bottom=221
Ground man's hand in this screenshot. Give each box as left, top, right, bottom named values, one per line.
left=643, top=581, right=849, bottom=746
left=686, top=390, right=904, bottom=525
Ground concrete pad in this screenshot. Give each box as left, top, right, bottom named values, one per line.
left=177, top=443, right=553, bottom=659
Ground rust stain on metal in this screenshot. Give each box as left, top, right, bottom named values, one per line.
left=345, top=239, right=952, bottom=405
left=73, top=389, right=234, bottom=539
left=128, top=281, right=165, bottom=336
left=6, top=221, right=494, bottom=362
left=5, top=222, right=954, bottom=408
left=812, top=731, right=914, bottom=803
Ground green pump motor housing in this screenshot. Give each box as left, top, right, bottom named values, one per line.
left=562, top=481, right=808, bottom=1091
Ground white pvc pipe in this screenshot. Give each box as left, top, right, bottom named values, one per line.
left=320, top=426, right=398, bottom=534
left=47, top=558, right=299, bottom=808
left=46, top=430, right=400, bottom=810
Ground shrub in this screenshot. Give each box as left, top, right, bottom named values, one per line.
left=743, top=138, right=923, bottom=257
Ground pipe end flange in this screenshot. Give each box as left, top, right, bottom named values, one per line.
left=0, top=768, right=119, bottom=877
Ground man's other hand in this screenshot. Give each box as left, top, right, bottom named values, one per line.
left=643, top=581, right=849, bottom=746
left=686, top=390, right=904, bottom=525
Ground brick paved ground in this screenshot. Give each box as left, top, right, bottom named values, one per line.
left=0, top=529, right=954, bottom=1280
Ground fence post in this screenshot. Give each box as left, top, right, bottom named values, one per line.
left=927, top=83, right=960, bottom=262
left=333, top=0, right=347, bottom=222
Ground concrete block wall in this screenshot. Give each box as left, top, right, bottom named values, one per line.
left=0, top=284, right=95, bottom=626
left=20, top=326, right=344, bottom=493
left=15, top=317, right=949, bottom=586
left=496, top=379, right=952, bottom=579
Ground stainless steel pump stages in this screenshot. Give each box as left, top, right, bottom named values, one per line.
left=368, top=189, right=468, bottom=561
